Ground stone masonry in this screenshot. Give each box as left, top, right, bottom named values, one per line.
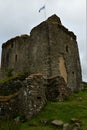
left=0, top=14, right=82, bottom=119
left=1, top=14, right=82, bottom=92
left=46, top=75, right=71, bottom=101
left=19, top=74, right=46, bottom=119
left=0, top=74, right=46, bottom=119
left=0, top=73, right=70, bottom=119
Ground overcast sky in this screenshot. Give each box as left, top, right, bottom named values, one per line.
left=0, top=0, right=86, bottom=81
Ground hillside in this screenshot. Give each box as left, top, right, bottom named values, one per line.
left=0, top=82, right=87, bottom=130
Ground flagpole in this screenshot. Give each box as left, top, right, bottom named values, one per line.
left=44, top=5, right=46, bottom=20
left=44, top=0, right=46, bottom=20
left=39, top=4, right=46, bottom=20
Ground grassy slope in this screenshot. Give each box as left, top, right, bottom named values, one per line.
left=21, top=88, right=87, bottom=130
left=0, top=82, right=87, bottom=130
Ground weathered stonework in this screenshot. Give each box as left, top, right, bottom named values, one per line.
left=1, top=14, right=82, bottom=92
left=19, top=74, right=46, bottom=119
left=0, top=80, right=23, bottom=119
left=0, top=74, right=71, bottom=120
left=0, top=74, right=47, bottom=119
left=1, top=35, right=30, bottom=76
left=0, top=91, right=20, bottom=119
left=46, top=76, right=71, bottom=101
left=0, top=14, right=82, bottom=119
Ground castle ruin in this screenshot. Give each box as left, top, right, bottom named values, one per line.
left=0, top=14, right=82, bottom=119
left=1, top=14, right=82, bottom=91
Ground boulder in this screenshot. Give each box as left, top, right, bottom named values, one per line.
left=63, top=123, right=69, bottom=130
left=51, top=120, right=63, bottom=127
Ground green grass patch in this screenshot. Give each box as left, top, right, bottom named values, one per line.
left=83, top=81, right=87, bottom=89
left=0, top=72, right=28, bottom=84
left=21, top=86, right=87, bottom=130
left=0, top=120, right=21, bottom=130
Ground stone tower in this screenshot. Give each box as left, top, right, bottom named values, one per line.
left=1, top=14, right=82, bottom=91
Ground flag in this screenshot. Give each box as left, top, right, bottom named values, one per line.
left=39, top=5, right=45, bottom=13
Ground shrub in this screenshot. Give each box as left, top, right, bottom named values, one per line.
left=5, top=68, right=14, bottom=77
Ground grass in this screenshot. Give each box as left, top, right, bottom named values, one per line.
left=0, top=120, right=21, bottom=130
left=0, top=71, right=28, bottom=84
left=0, top=82, right=87, bottom=130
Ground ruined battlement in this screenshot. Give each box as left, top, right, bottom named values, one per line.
left=2, top=34, right=29, bottom=48
left=31, top=15, right=76, bottom=40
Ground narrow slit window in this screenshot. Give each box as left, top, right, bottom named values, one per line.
left=15, top=54, right=17, bottom=62
left=72, top=71, right=74, bottom=76
left=37, top=96, right=41, bottom=100
left=11, top=43, right=13, bottom=48
left=66, top=45, right=69, bottom=53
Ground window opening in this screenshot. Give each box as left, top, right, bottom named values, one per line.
left=37, top=96, right=41, bottom=100
left=15, top=54, right=17, bottom=62
left=66, top=45, right=69, bottom=53
left=72, top=71, right=74, bottom=76
left=11, top=43, right=13, bottom=48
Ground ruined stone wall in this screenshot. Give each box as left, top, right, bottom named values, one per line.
left=46, top=75, right=71, bottom=101
left=0, top=73, right=71, bottom=120
left=0, top=92, right=20, bottom=119
left=0, top=74, right=46, bottom=120
left=1, top=35, right=30, bottom=77
left=0, top=15, right=82, bottom=120
left=19, top=74, right=46, bottom=119
left=0, top=80, right=23, bottom=119
left=46, top=18, right=82, bottom=91
left=28, top=22, right=51, bottom=76
left=1, top=15, right=82, bottom=91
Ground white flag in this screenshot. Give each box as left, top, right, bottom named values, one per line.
left=39, top=5, right=45, bottom=13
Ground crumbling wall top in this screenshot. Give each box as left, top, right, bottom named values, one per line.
left=46, top=14, right=62, bottom=24
left=2, top=34, right=29, bottom=48
left=31, top=14, right=76, bottom=40
left=2, top=14, right=76, bottom=49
